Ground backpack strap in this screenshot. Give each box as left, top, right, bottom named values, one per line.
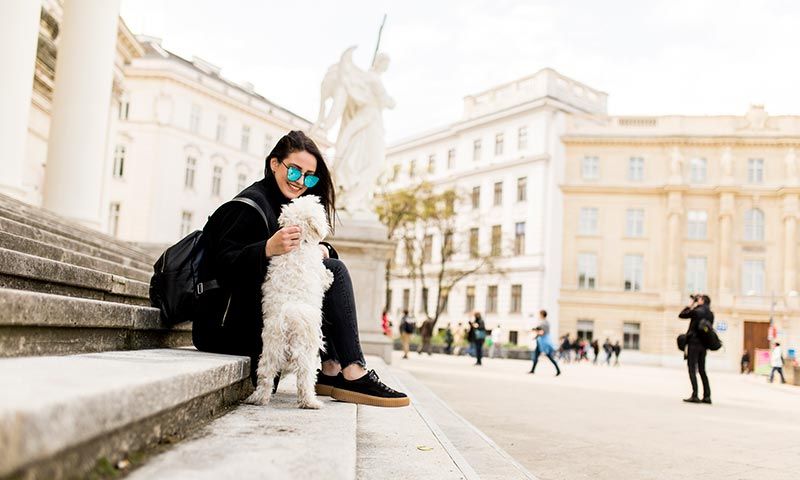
left=195, top=196, right=274, bottom=295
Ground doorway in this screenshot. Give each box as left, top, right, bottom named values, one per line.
left=743, top=321, right=770, bottom=373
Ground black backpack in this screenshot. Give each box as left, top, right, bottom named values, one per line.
left=149, top=197, right=270, bottom=326
left=698, top=319, right=722, bottom=351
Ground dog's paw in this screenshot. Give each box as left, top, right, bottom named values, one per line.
left=298, top=397, right=324, bottom=410
left=244, top=389, right=271, bottom=406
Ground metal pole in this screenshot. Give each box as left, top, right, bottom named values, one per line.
left=371, top=14, right=387, bottom=67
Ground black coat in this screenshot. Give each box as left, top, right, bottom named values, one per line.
left=191, top=177, right=337, bottom=359
left=678, top=304, right=714, bottom=346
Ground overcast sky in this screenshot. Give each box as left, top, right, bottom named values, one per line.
left=120, top=0, right=799, bottom=142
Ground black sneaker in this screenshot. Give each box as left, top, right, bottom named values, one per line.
left=683, top=396, right=701, bottom=404
left=331, top=369, right=410, bottom=407
left=701, top=397, right=712, bottom=405
left=315, top=370, right=341, bottom=397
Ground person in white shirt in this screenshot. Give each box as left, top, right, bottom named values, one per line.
left=770, top=342, right=786, bottom=384
left=490, top=325, right=503, bottom=358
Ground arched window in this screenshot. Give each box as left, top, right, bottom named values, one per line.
left=744, top=209, right=764, bottom=241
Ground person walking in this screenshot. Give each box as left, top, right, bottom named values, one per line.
left=418, top=317, right=434, bottom=356
left=399, top=310, right=414, bottom=359
left=591, top=339, right=600, bottom=365
left=453, top=323, right=465, bottom=355
left=471, top=312, right=487, bottom=365
left=560, top=334, right=572, bottom=363
left=444, top=324, right=454, bottom=355
left=613, top=340, right=621, bottom=366
left=602, top=338, right=613, bottom=366
left=740, top=350, right=751, bottom=374
left=490, top=325, right=503, bottom=358
left=529, top=310, right=561, bottom=376
left=770, top=342, right=786, bottom=384
left=381, top=309, right=392, bottom=336
left=679, top=294, right=713, bottom=404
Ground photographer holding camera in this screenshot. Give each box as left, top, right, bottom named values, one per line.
left=678, top=294, right=714, bottom=404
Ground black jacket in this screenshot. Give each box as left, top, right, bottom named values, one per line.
left=679, top=304, right=714, bottom=346
left=192, top=177, right=337, bottom=358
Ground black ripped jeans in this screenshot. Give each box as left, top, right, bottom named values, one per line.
left=319, top=258, right=366, bottom=370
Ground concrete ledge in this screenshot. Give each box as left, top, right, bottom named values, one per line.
left=0, top=231, right=151, bottom=283
left=128, top=374, right=358, bottom=480
left=0, top=288, right=191, bottom=357
left=0, top=248, right=149, bottom=304
left=0, top=349, right=251, bottom=479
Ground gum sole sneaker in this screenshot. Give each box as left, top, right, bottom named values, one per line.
left=315, top=370, right=341, bottom=396
left=330, top=369, right=410, bottom=408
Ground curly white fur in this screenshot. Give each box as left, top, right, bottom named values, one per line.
left=244, top=195, right=333, bottom=409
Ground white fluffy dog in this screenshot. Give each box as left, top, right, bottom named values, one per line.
left=245, top=195, right=333, bottom=409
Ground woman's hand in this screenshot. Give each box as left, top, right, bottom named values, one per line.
left=318, top=244, right=330, bottom=259
left=265, top=226, right=302, bottom=256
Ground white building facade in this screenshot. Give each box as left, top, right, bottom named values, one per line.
left=384, top=69, right=607, bottom=346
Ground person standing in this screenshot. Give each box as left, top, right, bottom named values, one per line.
left=591, top=339, right=600, bottom=365
left=613, top=340, right=621, bottom=366
left=603, top=338, right=613, bottom=366
left=471, top=312, right=487, bottom=365
left=679, top=294, right=713, bottom=404
left=490, top=325, right=503, bottom=358
left=444, top=324, right=454, bottom=355
left=529, top=310, right=561, bottom=376
left=399, top=310, right=414, bottom=359
left=418, top=317, right=434, bottom=356
left=770, top=343, right=786, bottom=384
left=453, top=322, right=465, bottom=355
left=381, top=309, right=392, bottom=336
left=560, top=335, right=572, bottom=363
left=740, top=350, right=751, bottom=374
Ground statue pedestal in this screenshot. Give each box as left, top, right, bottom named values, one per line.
left=329, top=215, right=394, bottom=364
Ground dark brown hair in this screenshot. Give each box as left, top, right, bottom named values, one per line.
left=265, top=130, right=336, bottom=232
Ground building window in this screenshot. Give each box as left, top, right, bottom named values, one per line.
left=623, top=322, right=640, bottom=350
left=409, top=159, right=416, bottom=177
left=748, top=158, right=764, bottom=183
left=180, top=211, right=193, bottom=237
left=516, top=177, right=527, bottom=202
left=687, top=210, right=708, bottom=239
left=576, top=319, right=594, bottom=341
left=386, top=288, right=392, bottom=311
left=491, top=225, right=502, bottom=256
left=514, top=222, right=525, bottom=255
left=184, top=156, right=196, bottom=189
left=744, top=209, right=765, bottom=241
left=471, top=186, right=481, bottom=209
left=493, top=181, right=503, bottom=206
left=447, top=148, right=456, bottom=169
left=423, top=234, right=433, bottom=263
left=112, top=145, right=126, bottom=179
left=237, top=173, right=247, bottom=192
left=577, top=253, right=597, bottom=289
left=473, top=139, right=482, bottom=162
left=624, top=254, right=644, bottom=291
left=108, top=202, right=120, bottom=237
left=495, top=133, right=504, bottom=156
left=742, top=259, right=765, bottom=294
left=216, top=115, right=227, bottom=142
left=509, top=330, right=518, bottom=345
left=241, top=125, right=250, bottom=152
left=402, top=288, right=410, bottom=311
left=439, top=288, right=450, bottom=313
left=686, top=256, right=707, bottom=294
left=465, top=286, right=475, bottom=312
left=486, top=285, right=498, bottom=313
left=579, top=207, right=598, bottom=235
left=189, top=104, right=201, bottom=133
left=443, top=230, right=454, bottom=257
left=211, top=166, right=222, bottom=196
left=510, top=285, right=522, bottom=313
left=469, top=228, right=479, bottom=258
left=421, top=287, right=429, bottom=312
left=628, top=157, right=644, bottom=181
left=582, top=156, right=599, bottom=180
left=427, top=154, right=436, bottom=174
left=118, top=100, right=130, bottom=120
left=626, top=209, right=645, bottom=237
left=518, top=126, right=528, bottom=150
left=264, top=134, right=274, bottom=156
left=690, top=158, right=707, bottom=183
left=391, top=164, right=401, bottom=181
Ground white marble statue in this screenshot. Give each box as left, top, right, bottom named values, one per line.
left=312, top=46, right=395, bottom=215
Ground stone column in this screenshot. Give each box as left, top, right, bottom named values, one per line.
left=665, top=191, right=683, bottom=298
left=783, top=194, right=798, bottom=296
left=42, top=0, right=121, bottom=227
left=0, top=1, right=41, bottom=199
left=329, top=217, right=396, bottom=364
left=718, top=192, right=735, bottom=304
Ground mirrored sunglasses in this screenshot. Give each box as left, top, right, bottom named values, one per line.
left=283, top=163, right=319, bottom=188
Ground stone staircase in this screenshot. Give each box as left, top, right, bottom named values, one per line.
left=0, top=192, right=537, bottom=479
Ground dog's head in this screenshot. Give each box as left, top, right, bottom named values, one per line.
left=278, top=195, right=330, bottom=243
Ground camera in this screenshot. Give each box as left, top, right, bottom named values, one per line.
left=689, top=294, right=699, bottom=301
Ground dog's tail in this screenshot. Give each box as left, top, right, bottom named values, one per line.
left=278, top=303, right=326, bottom=355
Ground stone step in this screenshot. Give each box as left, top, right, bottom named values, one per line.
left=0, top=349, right=251, bottom=480
left=0, top=216, right=154, bottom=272
left=126, top=357, right=472, bottom=480
left=0, top=193, right=155, bottom=266
left=0, top=288, right=190, bottom=357
left=0, top=248, right=149, bottom=305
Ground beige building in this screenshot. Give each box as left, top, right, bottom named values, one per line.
left=560, top=106, right=800, bottom=370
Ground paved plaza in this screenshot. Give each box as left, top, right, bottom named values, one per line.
left=392, top=351, right=800, bottom=480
